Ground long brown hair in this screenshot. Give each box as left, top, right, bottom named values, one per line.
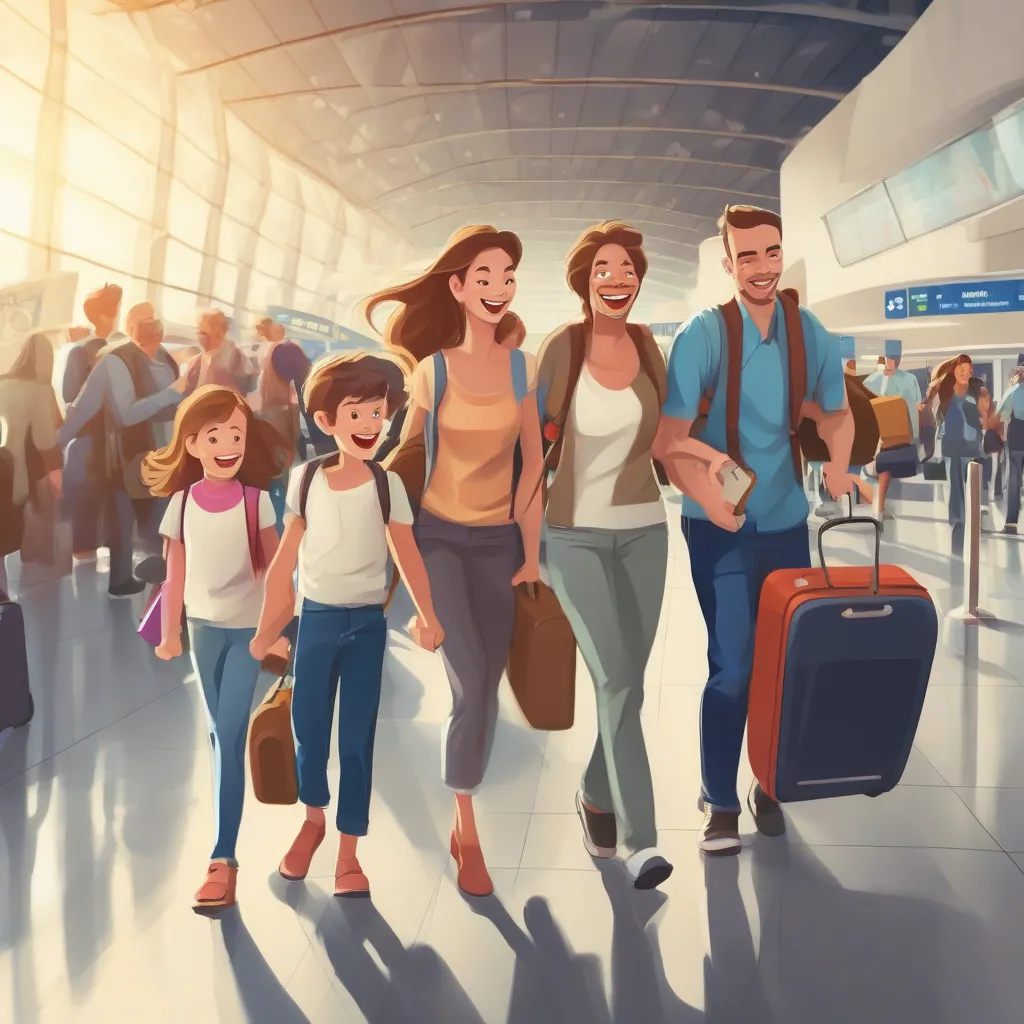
left=363, top=225, right=523, bottom=364
left=142, top=386, right=288, bottom=498
left=926, top=353, right=972, bottom=421
left=565, top=221, right=648, bottom=322
left=1, top=332, right=54, bottom=384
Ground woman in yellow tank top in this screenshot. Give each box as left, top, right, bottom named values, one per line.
left=364, top=227, right=544, bottom=897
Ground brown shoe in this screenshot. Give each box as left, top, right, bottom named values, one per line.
left=193, top=861, right=237, bottom=912
left=449, top=830, right=493, bottom=897
left=699, top=807, right=741, bottom=857
left=279, top=818, right=326, bottom=881
left=575, top=790, right=616, bottom=859
left=334, top=856, right=370, bottom=899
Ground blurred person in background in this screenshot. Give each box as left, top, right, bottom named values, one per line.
left=978, top=385, right=1003, bottom=507
left=927, top=354, right=982, bottom=557
left=997, top=360, right=1024, bottom=535
left=863, top=339, right=920, bottom=521
left=60, top=303, right=189, bottom=597
left=60, top=283, right=122, bottom=562
left=184, top=311, right=258, bottom=394
left=250, top=316, right=329, bottom=528
left=0, top=333, right=63, bottom=593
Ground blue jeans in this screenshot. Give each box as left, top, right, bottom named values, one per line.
left=683, top=518, right=811, bottom=811
left=291, top=600, right=387, bottom=835
left=63, top=436, right=105, bottom=552
left=188, top=621, right=263, bottom=862
left=945, top=457, right=984, bottom=528
left=106, top=491, right=166, bottom=589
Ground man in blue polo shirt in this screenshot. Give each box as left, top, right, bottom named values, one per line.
left=653, top=204, right=857, bottom=857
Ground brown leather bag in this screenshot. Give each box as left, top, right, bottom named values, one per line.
left=507, top=581, right=577, bottom=731
left=249, top=676, right=298, bottom=805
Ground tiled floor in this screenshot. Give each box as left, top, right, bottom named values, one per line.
left=2, top=495, right=1024, bottom=1023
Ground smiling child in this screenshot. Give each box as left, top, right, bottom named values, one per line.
left=143, top=385, right=288, bottom=912
left=250, top=350, right=442, bottom=898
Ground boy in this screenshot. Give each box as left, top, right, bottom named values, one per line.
left=250, top=351, right=444, bottom=896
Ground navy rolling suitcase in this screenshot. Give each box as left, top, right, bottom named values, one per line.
left=0, top=590, right=33, bottom=730
left=748, top=513, right=937, bottom=803
left=874, top=442, right=919, bottom=480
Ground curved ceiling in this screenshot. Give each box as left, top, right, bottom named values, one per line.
left=143, top=0, right=934, bottom=322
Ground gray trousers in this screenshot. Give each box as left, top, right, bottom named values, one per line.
left=546, top=522, right=668, bottom=853
left=415, top=510, right=521, bottom=793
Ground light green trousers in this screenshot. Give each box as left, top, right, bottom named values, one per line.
left=546, top=522, right=668, bottom=853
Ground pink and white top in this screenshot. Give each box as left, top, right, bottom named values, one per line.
left=159, top=477, right=275, bottom=629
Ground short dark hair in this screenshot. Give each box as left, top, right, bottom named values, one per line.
left=303, top=350, right=409, bottom=426
left=718, top=205, right=783, bottom=259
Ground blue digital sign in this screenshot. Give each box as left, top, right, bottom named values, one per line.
left=267, top=306, right=340, bottom=339
left=884, top=289, right=908, bottom=319
left=885, top=279, right=1024, bottom=319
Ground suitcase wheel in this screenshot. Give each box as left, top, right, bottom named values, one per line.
left=865, top=790, right=884, bottom=798
left=15, top=695, right=34, bottom=729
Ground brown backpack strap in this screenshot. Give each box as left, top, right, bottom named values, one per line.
left=523, top=324, right=587, bottom=514
left=719, top=299, right=746, bottom=469
left=778, top=290, right=807, bottom=481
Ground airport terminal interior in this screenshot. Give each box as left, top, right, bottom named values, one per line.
left=2, top=0, right=1024, bottom=1021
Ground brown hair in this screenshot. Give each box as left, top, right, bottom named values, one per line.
left=303, top=350, right=409, bottom=426
left=926, top=353, right=973, bottom=421
left=363, top=225, right=523, bottom=364
left=2, top=332, right=54, bottom=385
left=566, top=221, right=648, bottom=323
left=142, top=385, right=288, bottom=499
left=83, top=283, right=122, bottom=326
left=1010, top=365, right=1024, bottom=388
left=718, top=205, right=783, bottom=259
left=496, top=312, right=526, bottom=349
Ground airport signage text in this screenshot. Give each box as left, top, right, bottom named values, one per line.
left=885, top=279, right=1024, bottom=319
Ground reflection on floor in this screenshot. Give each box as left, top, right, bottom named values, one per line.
left=2, top=495, right=1024, bottom=1023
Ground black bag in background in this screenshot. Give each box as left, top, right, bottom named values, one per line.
left=0, top=589, right=33, bottom=730
left=923, top=460, right=947, bottom=482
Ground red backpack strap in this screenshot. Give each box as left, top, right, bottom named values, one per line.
left=719, top=299, right=747, bottom=469
left=778, top=290, right=807, bottom=481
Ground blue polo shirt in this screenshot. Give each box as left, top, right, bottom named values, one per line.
left=663, top=298, right=846, bottom=533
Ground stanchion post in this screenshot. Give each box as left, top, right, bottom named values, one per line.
left=947, top=460, right=993, bottom=624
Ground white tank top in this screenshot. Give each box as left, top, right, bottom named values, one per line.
left=570, top=366, right=666, bottom=531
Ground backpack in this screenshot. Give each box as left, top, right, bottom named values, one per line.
left=295, top=452, right=399, bottom=608
left=381, top=348, right=530, bottom=514
left=691, top=290, right=880, bottom=478
left=529, top=322, right=668, bottom=510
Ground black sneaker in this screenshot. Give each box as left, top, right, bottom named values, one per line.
left=575, top=791, right=616, bottom=859
left=699, top=806, right=741, bottom=856
left=625, top=848, right=673, bottom=890
left=108, top=578, right=147, bottom=599
left=747, top=780, right=786, bottom=838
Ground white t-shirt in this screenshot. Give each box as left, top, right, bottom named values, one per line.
left=285, top=464, right=414, bottom=607
left=570, top=366, right=666, bottom=531
left=159, top=487, right=276, bottom=629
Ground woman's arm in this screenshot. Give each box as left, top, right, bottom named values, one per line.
left=513, top=391, right=543, bottom=577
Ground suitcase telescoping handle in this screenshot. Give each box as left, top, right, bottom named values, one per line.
left=817, top=495, right=881, bottom=596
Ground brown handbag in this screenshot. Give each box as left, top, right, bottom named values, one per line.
left=507, top=581, right=577, bottom=731
left=249, top=676, right=298, bottom=805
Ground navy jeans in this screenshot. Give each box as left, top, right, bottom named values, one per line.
left=291, top=600, right=387, bottom=835
left=1006, top=449, right=1024, bottom=527
left=683, top=517, right=811, bottom=812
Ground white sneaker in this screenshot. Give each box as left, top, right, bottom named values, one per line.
left=624, top=848, right=673, bottom=890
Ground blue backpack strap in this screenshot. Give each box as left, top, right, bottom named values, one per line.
left=424, top=351, right=447, bottom=489
left=510, top=348, right=528, bottom=403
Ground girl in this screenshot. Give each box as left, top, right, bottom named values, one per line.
left=926, top=354, right=982, bottom=556
left=533, top=222, right=672, bottom=890
left=364, top=226, right=545, bottom=897
left=143, top=385, right=287, bottom=911
left=0, top=332, right=63, bottom=592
